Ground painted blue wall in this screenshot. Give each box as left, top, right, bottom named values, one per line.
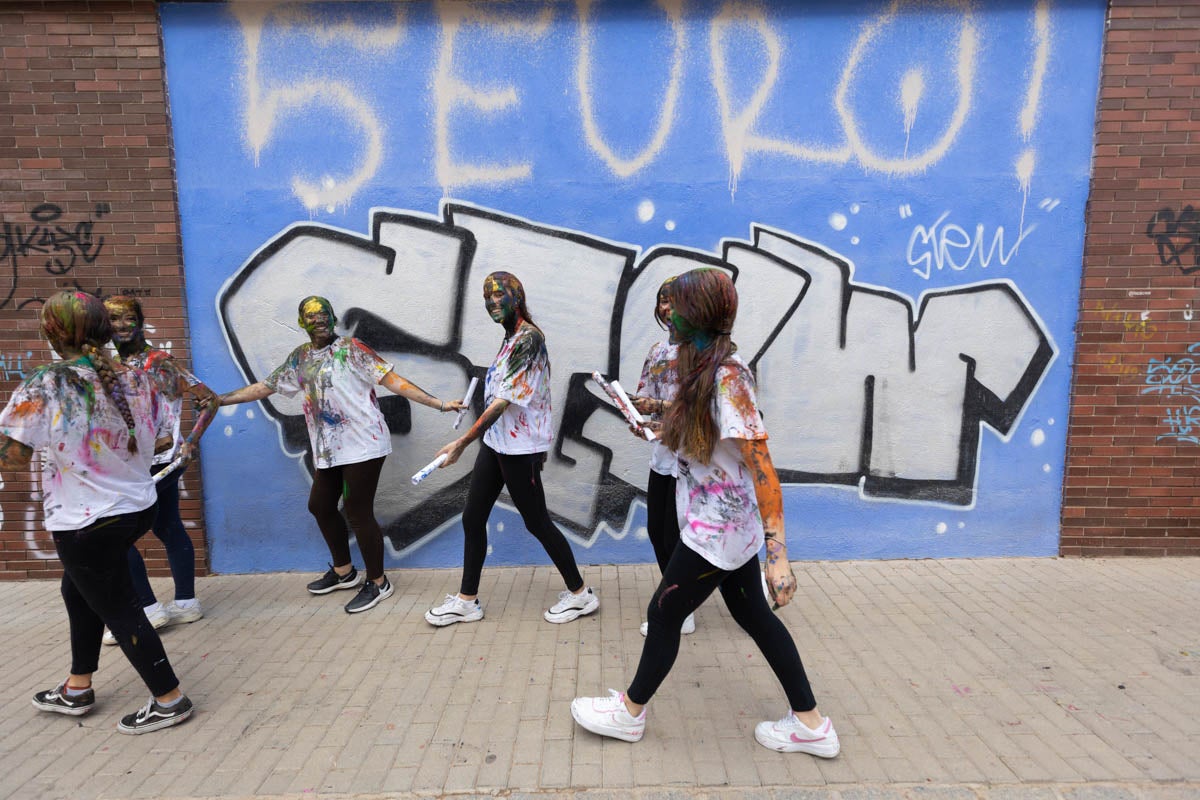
left=160, top=0, right=1106, bottom=573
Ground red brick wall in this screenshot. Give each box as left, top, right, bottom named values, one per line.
left=1061, top=0, right=1200, bottom=556
left=0, top=1, right=209, bottom=578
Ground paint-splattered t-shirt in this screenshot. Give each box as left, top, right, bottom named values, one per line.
left=122, top=348, right=202, bottom=466
left=0, top=360, right=165, bottom=531
left=264, top=336, right=393, bottom=469
left=483, top=322, right=553, bottom=455
left=636, top=340, right=679, bottom=476
left=674, top=354, right=769, bottom=571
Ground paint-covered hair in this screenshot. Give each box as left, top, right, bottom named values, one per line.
left=661, top=268, right=738, bottom=464
left=484, top=271, right=536, bottom=327
left=297, top=296, right=338, bottom=329
left=41, top=291, right=140, bottom=453
left=654, top=275, right=676, bottom=330
left=102, top=294, right=145, bottom=330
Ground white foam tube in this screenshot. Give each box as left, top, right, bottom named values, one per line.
left=411, top=453, right=449, bottom=485
left=452, top=376, right=478, bottom=431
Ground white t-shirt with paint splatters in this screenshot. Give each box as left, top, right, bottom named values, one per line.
left=483, top=322, right=554, bottom=455
left=674, top=355, right=769, bottom=571
left=123, top=348, right=203, bottom=465
left=0, top=361, right=166, bottom=531
left=636, top=340, right=679, bottom=476
left=264, top=336, right=394, bottom=470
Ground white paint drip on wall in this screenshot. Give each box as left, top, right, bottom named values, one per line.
left=900, top=67, right=925, bottom=157
left=638, top=200, right=656, bottom=222
left=578, top=0, right=685, bottom=178
left=835, top=0, right=977, bottom=175
left=1030, top=428, right=1045, bottom=446
left=1016, top=1, right=1050, bottom=233
left=434, top=2, right=553, bottom=192
left=829, top=212, right=848, bottom=231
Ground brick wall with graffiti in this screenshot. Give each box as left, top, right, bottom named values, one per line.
left=9, top=0, right=1192, bottom=577
left=0, top=2, right=210, bottom=578
left=156, top=0, right=1106, bottom=573
left=1062, top=0, right=1200, bottom=556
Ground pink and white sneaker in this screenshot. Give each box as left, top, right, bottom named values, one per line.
left=571, top=689, right=645, bottom=742
left=754, top=713, right=840, bottom=757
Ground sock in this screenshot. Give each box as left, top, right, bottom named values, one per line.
left=173, top=598, right=199, bottom=609
left=157, top=694, right=183, bottom=708
left=63, top=684, right=90, bottom=697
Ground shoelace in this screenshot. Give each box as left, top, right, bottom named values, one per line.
left=134, top=698, right=156, bottom=721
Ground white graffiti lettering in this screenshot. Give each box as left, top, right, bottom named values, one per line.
left=907, top=211, right=1036, bottom=280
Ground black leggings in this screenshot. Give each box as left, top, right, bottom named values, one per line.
left=308, top=456, right=386, bottom=581
left=460, top=443, right=584, bottom=596
left=627, top=543, right=817, bottom=712
left=645, top=470, right=680, bottom=574
left=53, top=504, right=180, bottom=697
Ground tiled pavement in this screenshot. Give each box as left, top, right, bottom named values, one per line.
left=0, top=558, right=1197, bottom=800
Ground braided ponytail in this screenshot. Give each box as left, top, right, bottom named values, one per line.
left=82, top=343, right=139, bottom=453
left=41, top=291, right=140, bottom=454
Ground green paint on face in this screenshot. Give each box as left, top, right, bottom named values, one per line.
left=671, top=310, right=713, bottom=350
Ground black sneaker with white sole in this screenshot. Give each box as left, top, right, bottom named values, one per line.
left=32, top=683, right=95, bottom=716
left=306, top=564, right=363, bottom=595
left=345, top=575, right=394, bottom=614
left=117, top=695, right=193, bottom=735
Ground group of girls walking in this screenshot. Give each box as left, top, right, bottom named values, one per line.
left=2, top=267, right=836, bottom=757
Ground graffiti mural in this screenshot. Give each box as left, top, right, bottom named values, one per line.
left=1145, top=206, right=1200, bottom=274
left=0, top=202, right=110, bottom=309
left=160, top=0, right=1106, bottom=570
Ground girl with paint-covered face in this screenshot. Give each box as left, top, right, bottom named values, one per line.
left=423, top=272, right=599, bottom=627
left=219, top=295, right=465, bottom=614
left=571, top=268, right=840, bottom=758
left=626, top=276, right=696, bottom=637
left=0, top=291, right=195, bottom=734
left=98, top=295, right=220, bottom=643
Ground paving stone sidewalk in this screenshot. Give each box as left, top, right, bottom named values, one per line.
left=0, top=558, right=1196, bottom=800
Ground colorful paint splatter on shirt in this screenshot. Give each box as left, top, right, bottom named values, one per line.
left=0, top=360, right=163, bottom=531
left=636, top=340, right=679, bottom=476
left=483, top=321, right=553, bottom=455
left=264, top=336, right=393, bottom=469
left=121, top=346, right=202, bottom=465
left=674, top=354, right=768, bottom=571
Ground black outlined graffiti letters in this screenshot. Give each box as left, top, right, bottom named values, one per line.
left=1145, top=206, right=1200, bottom=275
left=218, top=203, right=1057, bottom=554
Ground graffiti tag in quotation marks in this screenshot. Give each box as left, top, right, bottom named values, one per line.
left=1141, top=342, right=1200, bottom=445
left=1095, top=301, right=1158, bottom=342
left=0, top=203, right=110, bottom=310
left=1145, top=205, right=1199, bottom=275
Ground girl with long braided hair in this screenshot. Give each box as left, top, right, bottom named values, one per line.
left=571, top=268, right=839, bottom=756
left=0, top=291, right=195, bottom=734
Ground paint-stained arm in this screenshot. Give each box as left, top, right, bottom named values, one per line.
left=0, top=432, right=33, bottom=472
left=738, top=438, right=797, bottom=609
left=379, top=371, right=466, bottom=414
left=219, top=382, right=274, bottom=406
left=434, top=397, right=510, bottom=467
left=179, top=382, right=220, bottom=462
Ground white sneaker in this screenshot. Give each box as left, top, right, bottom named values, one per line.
left=166, top=599, right=203, bottom=625
left=425, top=594, right=483, bottom=627
left=571, top=689, right=645, bottom=742
left=754, top=713, right=840, bottom=757
left=103, top=602, right=172, bottom=645
left=639, top=613, right=696, bottom=637
left=544, top=587, right=599, bottom=623
left=144, top=603, right=170, bottom=629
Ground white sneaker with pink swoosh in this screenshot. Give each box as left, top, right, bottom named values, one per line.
left=571, top=689, right=646, bottom=742
left=754, top=713, right=840, bottom=757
